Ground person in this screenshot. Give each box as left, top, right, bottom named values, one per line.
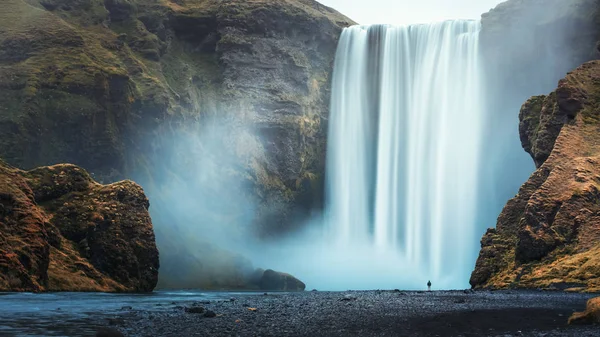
left=427, top=280, right=431, bottom=291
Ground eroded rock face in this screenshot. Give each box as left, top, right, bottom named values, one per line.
left=0, top=160, right=159, bottom=292
left=0, top=0, right=354, bottom=288
left=470, top=61, right=600, bottom=292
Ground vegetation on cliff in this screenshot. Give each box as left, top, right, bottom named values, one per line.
left=471, top=61, right=600, bottom=292
left=0, top=0, right=353, bottom=288
left=0, top=159, right=159, bottom=292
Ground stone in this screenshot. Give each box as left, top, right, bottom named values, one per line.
left=204, top=310, right=217, bottom=318
left=341, top=294, right=357, bottom=301
left=185, top=307, right=205, bottom=314
left=259, top=269, right=306, bottom=292
left=0, top=160, right=159, bottom=292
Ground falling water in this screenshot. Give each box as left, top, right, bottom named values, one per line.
left=326, top=21, right=483, bottom=288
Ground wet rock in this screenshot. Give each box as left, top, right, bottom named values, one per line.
left=204, top=310, right=217, bottom=318
left=340, top=294, right=357, bottom=302
left=471, top=61, right=600, bottom=292
left=259, top=269, right=306, bottom=292
left=185, top=306, right=205, bottom=314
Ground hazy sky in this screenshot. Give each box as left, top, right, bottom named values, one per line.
left=319, top=0, right=506, bottom=25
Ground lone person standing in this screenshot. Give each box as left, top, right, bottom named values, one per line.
left=427, top=280, right=432, bottom=291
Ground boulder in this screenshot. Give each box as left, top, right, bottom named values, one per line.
left=259, top=269, right=305, bottom=292
left=569, top=297, right=600, bottom=325
left=185, top=307, right=205, bottom=314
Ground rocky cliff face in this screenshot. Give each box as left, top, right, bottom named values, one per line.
left=0, top=160, right=158, bottom=292
left=471, top=61, right=600, bottom=292
left=476, top=0, right=600, bottom=227
left=0, top=0, right=353, bottom=288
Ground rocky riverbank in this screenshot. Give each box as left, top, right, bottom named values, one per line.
left=108, top=290, right=599, bottom=337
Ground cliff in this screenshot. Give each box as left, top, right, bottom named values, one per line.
left=0, top=0, right=353, bottom=287
left=470, top=61, right=600, bottom=292
left=0, top=160, right=158, bottom=292
left=477, top=0, right=600, bottom=221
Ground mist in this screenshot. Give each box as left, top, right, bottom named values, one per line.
left=132, top=117, right=263, bottom=289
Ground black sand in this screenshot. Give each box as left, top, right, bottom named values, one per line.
left=115, top=290, right=599, bottom=336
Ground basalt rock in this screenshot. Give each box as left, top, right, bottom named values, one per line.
left=0, top=159, right=159, bottom=292
left=470, top=61, right=600, bottom=292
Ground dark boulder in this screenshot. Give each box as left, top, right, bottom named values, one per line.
left=185, top=306, right=205, bottom=314
left=203, top=310, right=217, bottom=318
left=259, top=269, right=305, bottom=292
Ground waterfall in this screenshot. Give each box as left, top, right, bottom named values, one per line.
left=326, top=21, right=483, bottom=288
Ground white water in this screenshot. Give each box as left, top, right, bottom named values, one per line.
left=326, top=21, right=483, bottom=289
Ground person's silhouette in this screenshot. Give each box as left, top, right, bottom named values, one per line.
left=427, top=280, right=431, bottom=291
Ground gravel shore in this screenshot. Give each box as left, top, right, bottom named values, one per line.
left=114, top=290, right=598, bottom=336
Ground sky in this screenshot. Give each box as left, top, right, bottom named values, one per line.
left=318, top=0, right=506, bottom=25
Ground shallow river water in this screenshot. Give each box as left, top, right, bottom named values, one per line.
left=0, top=290, right=260, bottom=337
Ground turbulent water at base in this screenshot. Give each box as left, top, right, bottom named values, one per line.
left=326, top=21, right=483, bottom=289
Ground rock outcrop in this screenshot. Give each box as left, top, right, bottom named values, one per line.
left=470, top=61, right=600, bottom=292
left=258, top=269, right=306, bottom=292
left=569, top=297, right=600, bottom=325
left=0, top=159, right=159, bottom=292
left=476, top=0, right=600, bottom=236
